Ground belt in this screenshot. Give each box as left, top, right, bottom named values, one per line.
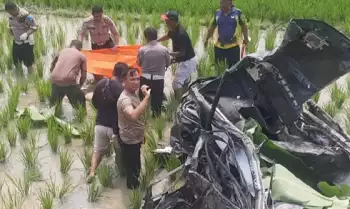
left=92, top=37, right=111, bottom=46
left=14, top=40, right=30, bottom=45
left=142, top=73, right=164, bottom=80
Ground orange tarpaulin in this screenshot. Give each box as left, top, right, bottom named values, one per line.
left=81, top=45, right=142, bottom=78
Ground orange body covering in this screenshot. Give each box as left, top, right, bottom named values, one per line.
left=81, top=45, right=142, bottom=78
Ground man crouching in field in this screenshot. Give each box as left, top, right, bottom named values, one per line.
left=50, top=40, right=87, bottom=109
left=117, top=68, right=151, bottom=189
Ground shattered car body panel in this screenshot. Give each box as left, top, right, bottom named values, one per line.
left=144, top=19, right=350, bottom=209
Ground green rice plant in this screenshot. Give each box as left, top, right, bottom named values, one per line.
left=152, top=116, right=166, bottom=141
left=164, top=94, right=179, bottom=121
left=61, top=124, right=73, bottom=144
left=19, top=79, right=29, bottom=94
left=74, top=103, right=86, bottom=123
left=0, top=107, right=11, bottom=129
left=312, top=92, right=321, bottom=104
left=36, top=58, right=44, bottom=78
left=19, top=144, right=39, bottom=170
left=330, top=83, right=347, bottom=109
left=45, top=178, right=57, bottom=198
left=190, top=21, right=200, bottom=46
left=6, top=126, right=17, bottom=147
left=6, top=173, right=31, bottom=196
left=7, top=85, right=20, bottom=117
left=323, top=102, right=337, bottom=118
left=54, top=102, right=62, bottom=118
left=55, top=25, right=66, bottom=49
left=80, top=121, right=95, bottom=146
left=1, top=188, right=24, bottom=209
left=35, top=80, right=51, bottom=102
left=0, top=141, right=8, bottom=163
left=0, top=80, right=4, bottom=93
left=79, top=147, right=93, bottom=172
left=38, top=189, right=54, bottom=209
left=127, top=25, right=137, bottom=45
left=164, top=155, right=182, bottom=182
left=87, top=180, right=102, bottom=202
left=96, top=163, right=114, bottom=188
left=59, top=149, right=74, bottom=174
left=16, top=115, right=32, bottom=139
left=34, top=28, right=46, bottom=58
left=58, top=177, right=74, bottom=199
left=265, top=27, right=277, bottom=51
left=28, top=132, right=38, bottom=149
left=47, top=117, right=59, bottom=153
left=139, top=152, right=158, bottom=191
left=144, top=130, right=157, bottom=152
left=128, top=188, right=142, bottom=209
left=247, top=20, right=261, bottom=53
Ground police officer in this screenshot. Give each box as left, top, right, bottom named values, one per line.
left=5, top=1, right=38, bottom=75
left=78, top=5, right=120, bottom=81
left=204, top=0, right=249, bottom=68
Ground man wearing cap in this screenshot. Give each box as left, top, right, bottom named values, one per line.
left=158, top=11, right=196, bottom=101
left=78, top=5, right=120, bottom=82
left=204, top=0, right=249, bottom=68
left=5, top=1, right=38, bottom=75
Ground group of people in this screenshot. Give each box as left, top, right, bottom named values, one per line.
left=5, top=0, right=249, bottom=190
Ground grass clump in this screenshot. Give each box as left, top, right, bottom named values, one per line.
left=265, top=27, right=277, bottom=51
left=61, top=124, right=73, bottom=144
left=16, top=115, right=33, bottom=139
left=330, top=83, right=347, bottom=109
left=80, top=121, right=95, bottom=146
left=323, top=102, right=337, bottom=118
left=45, top=178, right=58, bottom=198
left=38, top=189, right=54, bottom=209
left=140, top=152, right=158, bottom=191
left=88, top=180, right=102, bottom=202
left=0, top=141, right=8, bottom=163
left=58, top=177, right=74, bottom=199
left=6, top=126, right=17, bottom=147
left=0, top=107, right=11, bottom=129
left=79, top=147, right=93, bottom=172
left=128, top=188, right=142, bottom=209
left=1, top=188, right=24, bottom=209
left=47, top=117, right=59, bottom=153
left=96, top=163, right=114, bottom=188
left=35, top=80, right=51, bottom=102
left=6, top=173, right=32, bottom=196
left=7, top=85, right=20, bottom=117
left=59, top=149, right=74, bottom=174
left=152, top=116, right=166, bottom=141
left=74, top=103, right=86, bottom=123
left=0, top=80, right=4, bottom=93
left=20, top=144, right=39, bottom=170
left=312, top=92, right=321, bottom=104
left=164, top=155, right=182, bottom=181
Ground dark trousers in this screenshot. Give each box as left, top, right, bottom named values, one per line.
left=50, top=83, right=86, bottom=109
left=120, top=141, right=141, bottom=189
left=214, top=45, right=240, bottom=68
left=91, top=38, right=115, bottom=82
left=12, top=42, right=35, bottom=67
left=140, top=76, right=164, bottom=117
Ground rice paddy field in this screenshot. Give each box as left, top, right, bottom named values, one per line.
left=0, top=1, right=350, bottom=209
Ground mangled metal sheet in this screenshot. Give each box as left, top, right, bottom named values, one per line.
left=144, top=19, right=350, bottom=209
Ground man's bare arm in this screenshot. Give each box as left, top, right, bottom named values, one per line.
left=122, top=94, right=150, bottom=121
left=50, top=55, right=59, bottom=72
left=157, top=34, right=170, bottom=42
left=80, top=56, right=87, bottom=86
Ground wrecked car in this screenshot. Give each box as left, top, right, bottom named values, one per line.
left=143, top=19, right=350, bottom=209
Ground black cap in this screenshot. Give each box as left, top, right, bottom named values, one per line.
left=161, top=11, right=179, bottom=22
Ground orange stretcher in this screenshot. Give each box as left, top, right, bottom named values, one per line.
left=81, top=45, right=142, bottom=78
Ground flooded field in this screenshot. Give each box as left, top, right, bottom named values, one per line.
left=0, top=12, right=349, bottom=209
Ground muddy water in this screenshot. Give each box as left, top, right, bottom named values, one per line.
left=0, top=12, right=347, bottom=209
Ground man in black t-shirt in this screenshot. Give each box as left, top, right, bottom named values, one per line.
left=158, top=11, right=197, bottom=100
left=87, top=62, right=128, bottom=183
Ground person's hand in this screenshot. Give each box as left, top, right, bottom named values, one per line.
left=19, top=32, right=28, bottom=41
left=112, top=45, right=118, bottom=51
left=141, top=85, right=151, bottom=98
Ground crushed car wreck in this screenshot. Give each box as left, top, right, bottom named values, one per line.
left=143, top=19, right=350, bottom=209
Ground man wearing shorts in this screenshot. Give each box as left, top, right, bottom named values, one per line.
left=5, top=1, right=38, bottom=75
left=78, top=5, right=120, bottom=82
left=118, top=68, right=151, bottom=189
left=87, top=62, right=128, bottom=183
left=158, top=11, right=197, bottom=100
